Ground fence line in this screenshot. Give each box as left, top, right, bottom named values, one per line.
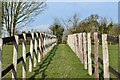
left=67, top=32, right=120, bottom=79
left=0, top=32, right=57, bottom=79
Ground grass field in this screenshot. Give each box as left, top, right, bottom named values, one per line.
left=27, top=44, right=94, bottom=78
left=2, top=44, right=119, bottom=78
left=2, top=45, right=30, bottom=78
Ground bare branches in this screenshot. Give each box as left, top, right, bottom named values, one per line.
left=2, top=2, right=46, bottom=36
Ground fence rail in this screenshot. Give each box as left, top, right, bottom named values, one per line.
left=0, top=32, right=57, bottom=79
left=67, top=32, right=120, bottom=79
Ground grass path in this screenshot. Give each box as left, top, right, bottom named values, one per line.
left=27, top=44, right=94, bottom=78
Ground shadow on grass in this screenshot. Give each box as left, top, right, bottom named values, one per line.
left=30, top=45, right=58, bottom=79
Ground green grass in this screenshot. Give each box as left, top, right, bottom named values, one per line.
left=91, top=45, right=118, bottom=78
left=2, top=45, right=30, bottom=78
left=27, top=44, right=94, bottom=78
left=2, top=44, right=119, bottom=78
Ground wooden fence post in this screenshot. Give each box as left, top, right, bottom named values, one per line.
left=22, top=33, right=26, bottom=79
left=102, top=34, right=109, bottom=79
left=118, top=35, right=120, bottom=72
left=38, top=33, right=41, bottom=62
left=12, top=35, right=19, bottom=79
left=50, top=35, right=52, bottom=49
left=78, top=33, right=83, bottom=64
left=41, top=33, right=44, bottom=59
left=74, top=34, right=77, bottom=55
left=45, top=34, right=48, bottom=53
left=76, top=34, right=79, bottom=58
left=72, top=35, right=74, bottom=52
left=83, top=33, right=87, bottom=69
left=70, top=35, right=72, bottom=51
left=87, top=33, right=92, bottom=75
left=29, top=33, right=34, bottom=72
left=44, top=33, right=46, bottom=56
left=0, top=39, right=3, bottom=79
left=74, top=34, right=76, bottom=53
left=42, top=33, right=45, bottom=57
left=48, top=34, right=50, bottom=51
left=34, top=33, right=38, bottom=67
left=94, top=32, right=99, bottom=79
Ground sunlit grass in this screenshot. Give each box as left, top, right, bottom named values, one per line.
left=2, top=44, right=118, bottom=78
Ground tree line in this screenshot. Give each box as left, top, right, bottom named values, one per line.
left=49, top=14, right=120, bottom=44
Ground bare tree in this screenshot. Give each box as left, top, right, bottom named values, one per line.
left=2, top=2, right=46, bottom=36
left=62, top=13, right=80, bottom=34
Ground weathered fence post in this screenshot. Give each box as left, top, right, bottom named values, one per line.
left=71, top=34, right=73, bottom=50
left=118, top=35, right=120, bottom=72
left=0, top=39, right=3, bottom=79
left=49, top=35, right=51, bottom=51
left=76, top=34, right=79, bottom=58
left=48, top=34, right=50, bottom=51
left=102, top=34, right=109, bottom=79
left=43, top=33, right=46, bottom=55
left=34, top=33, right=38, bottom=67
left=12, top=35, right=19, bottom=79
left=74, top=34, right=77, bottom=56
left=46, top=34, right=49, bottom=53
left=74, top=34, right=77, bottom=53
left=42, top=33, right=45, bottom=57
left=22, top=33, right=26, bottom=79
left=78, top=33, right=83, bottom=64
left=72, top=35, right=74, bottom=52
left=41, top=33, right=44, bottom=59
left=87, top=33, right=92, bottom=75
left=94, top=32, right=99, bottom=79
left=38, top=33, right=41, bottom=62
left=83, top=33, right=87, bottom=69
left=29, top=33, right=34, bottom=72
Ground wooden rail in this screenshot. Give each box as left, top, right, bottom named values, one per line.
left=0, top=32, right=57, bottom=79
